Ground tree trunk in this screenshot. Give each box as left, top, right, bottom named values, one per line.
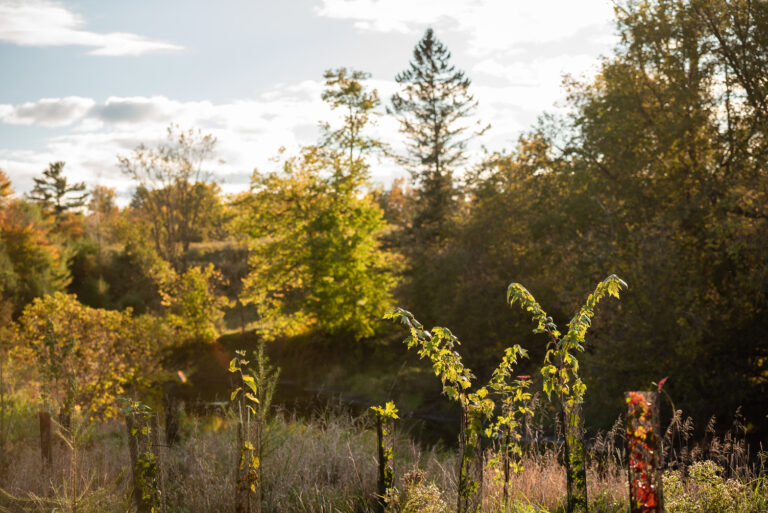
left=563, top=404, right=588, bottom=513
left=39, top=411, right=52, bottom=468
left=163, top=383, right=180, bottom=447
left=125, top=412, right=160, bottom=513
left=376, top=415, right=394, bottom=512
left=457, top=406, right=484, bottom=513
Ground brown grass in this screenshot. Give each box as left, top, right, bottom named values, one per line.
left=0, top=405, right=763, bottom=513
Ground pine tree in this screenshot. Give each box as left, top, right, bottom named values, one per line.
left=390, top=28, right=486, bottom=242
left=28, top=162, right=88, bottom=218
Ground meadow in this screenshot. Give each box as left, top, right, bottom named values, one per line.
left=0, top=390, right=765, bottom=513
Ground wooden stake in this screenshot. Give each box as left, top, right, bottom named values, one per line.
left=39, top=411, right=52, bottom=468
left=625, top=391, right=664, bottom=513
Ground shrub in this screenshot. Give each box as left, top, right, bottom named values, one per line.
left=664, top=460, right=746, bottom=513
left=385, top=468, right=448, bottom=513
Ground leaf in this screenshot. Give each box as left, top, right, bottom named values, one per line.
left=242, top=375, right=259, bottom=394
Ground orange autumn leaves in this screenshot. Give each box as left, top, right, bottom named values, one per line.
left=626, top=391, right=662, bottom=512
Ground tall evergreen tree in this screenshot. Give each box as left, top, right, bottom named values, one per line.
left=28, top=162, right=88, bottom=219
left=390, top=28, right=486, bottom=242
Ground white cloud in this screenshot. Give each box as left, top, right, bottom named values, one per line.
left=315, top=0, right=615, bottom=57
left=474, top=53, right=600, bottom=107
left=0, top=84, right=343, bottom=204
left=0, top=0, right=182, bottom=56
left=316, top=0, right=467, bottom=33
left=0, top=96, right=95, bottom=126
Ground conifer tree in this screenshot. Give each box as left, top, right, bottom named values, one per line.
left=28, top=162, right=88, bottom=219
left=390, top=28, right=486, bottom=242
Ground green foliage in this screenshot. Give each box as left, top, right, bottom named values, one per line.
left=663, top=461, right=758, bottom=513
left=237, top=70, right=398, bottom=341
left=487, top=364, right=533, bottom=477
left=13, top=293, right=167, bottom=418
left=0, top=198, right=70, bottom=316
left=384, top=308, right=476, bottom=404
left=118, top=125, right=220, bottom=271
left=507, top=274, right=626, bottom=407
left=159, top=263, right=231, bottom=344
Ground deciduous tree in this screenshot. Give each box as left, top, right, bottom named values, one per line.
left=237, top=70, right=398, bottom=340
left=118, top=125, right=219, bottom=271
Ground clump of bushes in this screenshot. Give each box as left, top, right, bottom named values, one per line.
left=664, top=460, right=767, bottom=513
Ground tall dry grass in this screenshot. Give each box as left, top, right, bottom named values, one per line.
left=0, top=402, right=764, bottom=513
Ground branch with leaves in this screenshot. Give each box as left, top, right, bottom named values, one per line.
left=384, top=307, right=531, bottom=512
left=230, top=350, right=260, bottom=513
left=371, top=401, right=398, bottom=511
left=507, top=274, right=627, bottom=513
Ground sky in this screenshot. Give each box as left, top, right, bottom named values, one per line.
left=0, top=0, right=619, bottom=203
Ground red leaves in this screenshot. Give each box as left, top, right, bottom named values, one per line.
left=626, top=391, right=662, bottom=513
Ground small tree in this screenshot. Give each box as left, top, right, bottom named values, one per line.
left=14, top=293, right=166, bottom=420
left=28, top=162, right=88, bottom=220
left=237, top=70, right=397, bottom=340
left=320, top=67, right=385, bottom=187
left=507, top=274, right=627, bottom=513
left=385, top=308, right=529, bottom=513
left=371, top=401, right=399, bottom=511
left=229, top=345, right=279, bottom=513
left=486, top=360, right=533, bottom=509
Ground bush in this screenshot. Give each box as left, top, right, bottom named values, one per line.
left=385, top=468, right=448, bottom=513
left=664, top=460, right=746, bottom=513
